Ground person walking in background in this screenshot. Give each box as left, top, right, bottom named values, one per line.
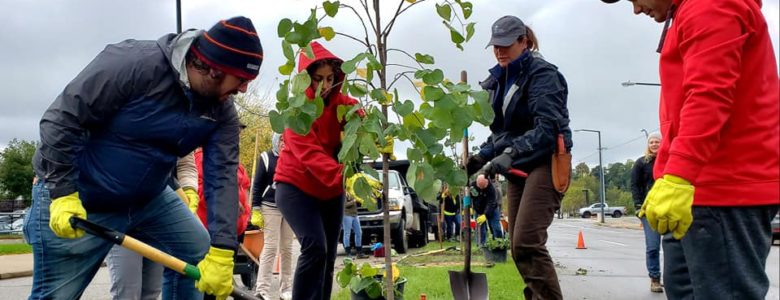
left=466, top=15, right=572, bottom=300
left=251, top=133, right=294, bottom=300
left=601, top=0, right=779, bottom=298
left=630, top=133, right=663, bottom=293
left=342, top=193, right=369, bottom=259
left=438, top=184, right=461, bottom=242
left=273, top=41, right=360, bottom=300
left=25, top=16, right=262, bottom=299
left=471, top=178, right=503, bottom=246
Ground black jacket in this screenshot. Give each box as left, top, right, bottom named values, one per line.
left=631, top=156, right=656, bottom=207
left=471, top=181, right=498, bottom=216
left=438, top=192, right=460, bottom=215
left=478, top=51, right=573, bottom=177
left=251, top=150, right=278, bottom=208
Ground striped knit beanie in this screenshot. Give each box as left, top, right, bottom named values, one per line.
left=192, top=16, right=263, bottom=80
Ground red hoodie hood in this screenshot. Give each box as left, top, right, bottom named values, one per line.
left=297, top=41, right=342, bottom=72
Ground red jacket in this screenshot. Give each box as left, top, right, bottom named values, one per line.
left=274, top=42, right=359, bottom=200
left=194, top=149, right=251, bottom=235
left=656, top=0, right=779, bottom=206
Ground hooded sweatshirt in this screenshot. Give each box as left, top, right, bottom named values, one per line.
left=274, top=42, right=359, bottom=200
left=656, top=0, right=779, bottom=206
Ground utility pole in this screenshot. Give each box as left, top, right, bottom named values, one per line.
left=575, top=129, right=606, bottom=223
left=176, top=0, right=182, bottom=34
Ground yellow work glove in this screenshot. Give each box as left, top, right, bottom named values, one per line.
left=195, top=246, right=235, bottom=299
left=642, top=175, right=694, bottom=240
left=251, top=208, right=264, bottom=228
left=476, top=214, right=487, bottom=225
left=183, top=188, right=200, bottom=214
left=49, top=192, right=87, bottom=239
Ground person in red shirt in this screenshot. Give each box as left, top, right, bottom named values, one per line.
left=191, top=147, right=252, bottom=237
left=273, top=41, right=360, bottom=300
left=601, top=1, right=779, bottom=298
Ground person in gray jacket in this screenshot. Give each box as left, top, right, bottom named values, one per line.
left=24, top=16, right=262, bottom=299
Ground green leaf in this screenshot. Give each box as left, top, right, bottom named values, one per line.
left=282, top=40, right=294, bottom=61
left=269, top=110, right=285, bottom=133
left=466, top=22, right=476, bottom=41
left=449, top=26, right=465, bottom=44
left=422, top=69, right=444, bottom=85
left=348, top=82, right=368, bottom=97
left=339, top=133, right=358, bottom=161
left=414, top=53, right=435, bottom=64
left=392, top=100, right=414, bottom=117
left=318, top=26, right=336, bottom=41
left=277, top=18, right=293, bottom=38
left=363, top=116, right=383, bottom=136
left=360, top=164, right=380, bottom=180
left=291, top=72, right=311, bottom=94
left=358, top=133, right=379, bottom=159
left=472, top=90, right=495, bottom=125
left=460, top=1, right=473, bottom=19
left=365, top=54, right=382, bottom=70
left=336, top=266, right=352, bottom=288
left=407, top=148, right=423, bottom=161
left=278, top=61, right=295, bottom=76
left=342, top=53, right=367, bottom=74
left=403, top=112, right=424, bottom=129
left=435, top=3, right=452, bottom=21
left=337, top=104, right=348, bottom=122
left=369, top=89, right=388, bottom=104
left=323, top=1, right=340, bottom=17
left=301, top=101, right=318, bottom=115
left=289, top=94, right=307, bottom=108
left=303, top=44, right=315, bottom=61
left=360, top=263, right=378, bottom=277
left=276, top=80, right=290, bottom=102
left=431, top=106, right=453, bottom=128
left=365, top=280, right=383, bottom=299
left=296, top=111, right=314, bottom=134
left=422, top=86, right=445, bottom=101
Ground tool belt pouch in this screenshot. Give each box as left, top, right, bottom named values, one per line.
left=551, top=133, right=572, bottom=193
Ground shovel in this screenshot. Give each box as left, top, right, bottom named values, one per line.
left=69, top=217, right=263, bottom=300
left=449, top=127, right=489, bottom=300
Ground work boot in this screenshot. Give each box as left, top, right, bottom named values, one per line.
left=650, top=278, right=664, bottom=293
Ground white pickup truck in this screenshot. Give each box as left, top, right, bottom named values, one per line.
left=579, top=203, right=626, bottom=218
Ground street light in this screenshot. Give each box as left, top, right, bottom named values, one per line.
left=640, top=129, right=649, bottom=139
left=575, top=129, right=606, bottom=223
left=621, top=80, right=661, bottom=87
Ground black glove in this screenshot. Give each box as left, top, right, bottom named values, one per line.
left=466, top=155, right=487, bottom=176
left=479, top=151, right=515, bottom=177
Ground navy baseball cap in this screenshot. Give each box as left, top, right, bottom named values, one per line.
left=486, top=16, right=527, bottom=48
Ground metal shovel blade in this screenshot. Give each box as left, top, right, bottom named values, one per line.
left=449, top=270, right=489, bottom=300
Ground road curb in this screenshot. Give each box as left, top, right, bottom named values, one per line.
left=0, top=270, right=32, bottom=280
left=594, top=221, right=642, bottom=230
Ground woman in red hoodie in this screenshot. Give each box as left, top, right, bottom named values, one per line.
left=274, top=41, right=359, bottom=300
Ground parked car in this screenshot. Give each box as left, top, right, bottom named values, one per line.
left=342, top=160, right=431, bottom=254
left=579, top=203, right=626, bottom=218
left=771, top=213, right=779, bottom=245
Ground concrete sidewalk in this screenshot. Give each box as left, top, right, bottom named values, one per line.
left=0, top=253, right=33, bottom=279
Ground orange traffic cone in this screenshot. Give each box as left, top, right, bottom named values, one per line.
left=576, top=230, right=587, bottom=249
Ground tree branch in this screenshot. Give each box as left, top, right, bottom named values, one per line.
left=387, top=71, right=420, bottom=92
left=339, top=3, right=373, bottom=54
left=381, top=0, right=405, bottom=37
left=387, top=48, right=425, bottom=69
left=335, top=32, right=369, bottom=48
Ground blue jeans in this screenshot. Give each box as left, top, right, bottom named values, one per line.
left=663, top=205, right=778, bottom=299
left=342, top=215, right=362, bottom=250
left=443, top=213, right=461, bottom=240
left=640, top=217, right=661, bottom=279
left=24, top=181, right=210, bottom=300
left=478, top=209, right=503, bottom=246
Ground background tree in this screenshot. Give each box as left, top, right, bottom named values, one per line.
left=0, top=139, right=37, bottom=203
left=234, top=90, right=275, bottom=177
left=574, top=162, right=590, bottom=178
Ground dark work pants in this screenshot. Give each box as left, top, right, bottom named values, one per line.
left=275, top=183, right=344, bottom=300
left=663, top=205, right=778, bottom=300
left=506, top=163, right=563, bottom=300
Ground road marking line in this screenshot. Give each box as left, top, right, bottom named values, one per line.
left=598, top=239, right=627, bottom=247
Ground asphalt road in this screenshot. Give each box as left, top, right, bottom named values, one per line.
left=1, top=217, right=778, bottom=299
left=550, top=217, right=780, bottom=300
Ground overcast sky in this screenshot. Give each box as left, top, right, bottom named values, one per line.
left=2, top=0, right=778, bottom=167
